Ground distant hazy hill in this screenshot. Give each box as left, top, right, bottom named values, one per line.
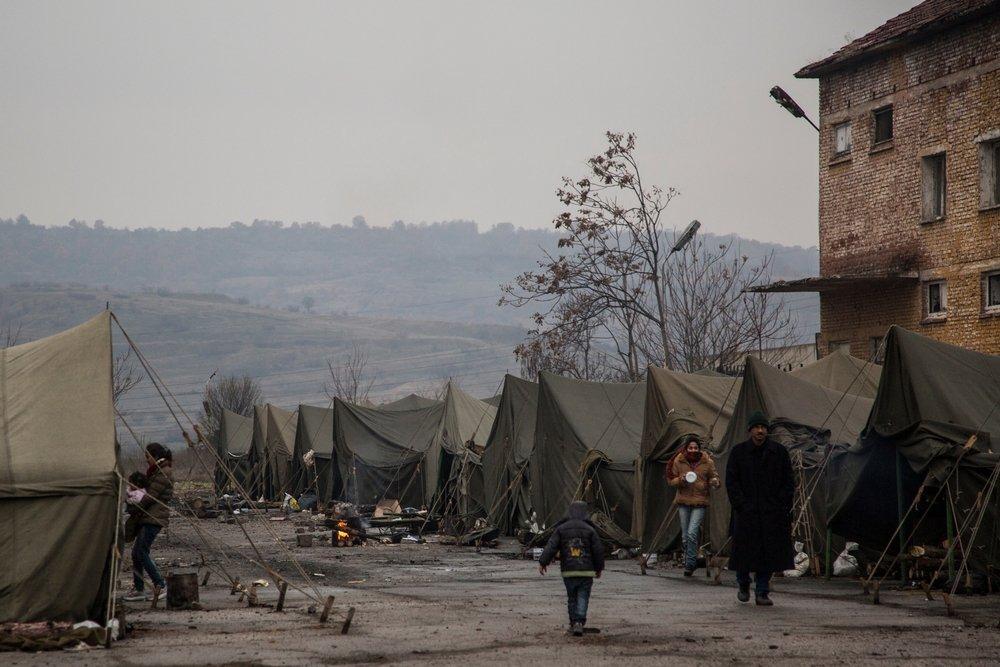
left=0, top=216, right=819, bottom=331
left=0, top=284, right=524, bottom=446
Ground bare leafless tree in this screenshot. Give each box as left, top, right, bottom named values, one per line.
left=324, top=344, right=376, bottom=404
left=502, top=131, right=796, bottom=377
left=112, top=348, right=144, bottom=406
left=199, top=374, right=263, bottom=444
left=658, top=237, right=797, bottom=372
left=515, top=295, right=632, bottom=382
left=1, top=321, right=21, bottom=349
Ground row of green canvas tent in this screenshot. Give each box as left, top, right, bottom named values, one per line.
left=211, top=325, right=1000, bottom=578
left=482, top=328, right=1000, bottom=576
left=214, top=384, right=497, bottom=520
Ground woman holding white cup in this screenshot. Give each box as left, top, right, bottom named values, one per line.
left=666, top=438, right=721, bottom=576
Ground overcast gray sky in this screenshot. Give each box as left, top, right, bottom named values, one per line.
left=1, top=0, right=915, bottom=247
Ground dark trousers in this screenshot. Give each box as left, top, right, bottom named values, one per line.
left=562, top=576, right=593, bottom=624
left=736, top=570, right=771, bottom=595
left=132, top=524, right=165, bottom=590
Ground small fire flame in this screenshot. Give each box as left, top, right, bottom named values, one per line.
left=336, top=530, right=351, bottom=542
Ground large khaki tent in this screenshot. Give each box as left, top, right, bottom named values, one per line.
left=333, top=399, right=445, bottom=507
left=291, top=404, right=337, bottom=504
left=633, top=367, right=741, bottom=552
left=482, top=375, right=538, bottom=535
left=381, top=394, right=440, bottom=411
left=827, top=327, right=1000, bottom=567
left=0, top=313, right=117, bottom=623
left=531, top=372, right=645, bottom=533
left=437, top=383, right=497, bottom=521
left=790, top=348, right=881, bottom=398
left=248, top=404, right=298, bottom=500
left=709, top=356, right=874, bottom=555
left=214, top=409, right=254, bottom=495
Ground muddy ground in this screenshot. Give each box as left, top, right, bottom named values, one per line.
left=9, top=517, right=1000, bottom=666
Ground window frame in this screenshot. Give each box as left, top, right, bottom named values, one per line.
left=923, top=280, right=947, bottom=321
left=921, top=152, right=947, bottom=222
left=978, top=137, right=1000, bottom=210
left=984, top=270, right=1000, bottom=315
left=833, top=121, right=852, bottom=158
left=873, top=105, right=893, bottom=145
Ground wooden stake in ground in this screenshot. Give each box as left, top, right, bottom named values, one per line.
left=276, top=582, right=289, bottom=612
left=319, top=596, right=336, bottom=623
left=341, top=607, right=356, bottom=634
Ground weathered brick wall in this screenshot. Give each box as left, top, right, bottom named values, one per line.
left=815, top=14, right=1000, bottom=356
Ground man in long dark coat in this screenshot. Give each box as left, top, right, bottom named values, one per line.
left=725, top=410, right=794, bottom=605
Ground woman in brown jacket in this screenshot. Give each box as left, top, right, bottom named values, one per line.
left=666, top=438, right=720, bottom=576
left=124, top=442, right=174, bottom=601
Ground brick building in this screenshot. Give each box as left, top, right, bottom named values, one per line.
left=761, top=0, right=1000, bottom=359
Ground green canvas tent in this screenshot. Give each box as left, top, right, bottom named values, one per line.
left=381, top=394, right=440, bottom=411
left=291, top=404, right=337, bottom=504
left=531, top=372, right=645, bottom=533
left=214, top=408, right=254, bottom=495
left=482, top=394, right=503, bottom=407
left=827, top=327, right=1000, bottom=567
left=0, top=313, right=118, bottom=623
left=709, top=356, right=874, bottom=556
left=790, top=348, right=881, bottom=398
left=248, top=404, right=297, bottom=500
left=482, top=375, right=538, bottom=535
left=436, top=382, right=497, bottom=522
left=332, top=399, right=445, bottom=507
left=633, top=367, right=741, bottom=552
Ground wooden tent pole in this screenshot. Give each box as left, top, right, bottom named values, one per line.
left=945, top=482, right=956, bottom=582
left=895, top=450, right=907, bottom=584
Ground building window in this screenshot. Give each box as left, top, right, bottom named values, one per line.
left=924, top=280, right=947, bottom=320
left=869, top=336, right=885, bottom=364
left=921, top=153, right=946, bottom=221
left=833, top=122, right=852, bottom=157
left=873, top=106, right=893, bottom=144
left=984, top=271, right=1000, bottom=314
left=979, top=138, right=1000, bottom=209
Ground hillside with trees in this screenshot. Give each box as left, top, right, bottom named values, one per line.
left=0, top=214, right=819, bottom=330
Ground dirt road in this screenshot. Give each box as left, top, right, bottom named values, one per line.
left=9, top=519, right=1000, bottom=665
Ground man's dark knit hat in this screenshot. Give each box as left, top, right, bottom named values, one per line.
left=746, top=410, right=769, bottom=431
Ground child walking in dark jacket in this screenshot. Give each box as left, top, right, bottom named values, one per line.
left=538, top=501, right=605, bottom=636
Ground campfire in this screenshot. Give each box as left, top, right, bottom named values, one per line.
left=333, top=519, right=364, bottom=547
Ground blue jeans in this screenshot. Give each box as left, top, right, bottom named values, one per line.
left=678, top=505, right=706, bottom=571
left=737, top=570, right=772, bottom=595
left=132, top=524, right=165, bottom=590
left=562, top=576, right=593, bottom=624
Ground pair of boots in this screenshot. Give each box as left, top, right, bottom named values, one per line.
left=569, top=620, right=586, bottom=636
left=737, top=584, right=773, bottom=606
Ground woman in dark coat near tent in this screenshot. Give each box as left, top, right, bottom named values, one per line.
left=725, top=411, right=795, bottom=605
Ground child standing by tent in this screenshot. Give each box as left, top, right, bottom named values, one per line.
left=538, top=501, right=605, bottom=636
left=124, top=443, right=174, bottom=602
